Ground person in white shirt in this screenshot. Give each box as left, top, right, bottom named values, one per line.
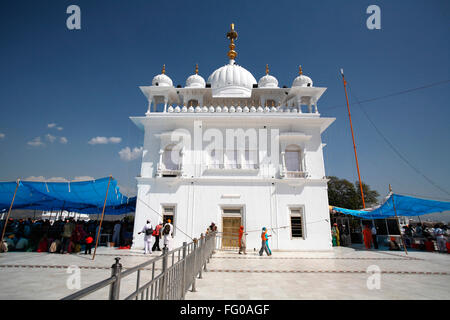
left=434, top=224, right=446, bottom=253
left=112, top=221, right=121, bottom=247
left=162, top=219, right=174, bottom=251
left=138, top=220, right=153, bottom=254
left=371, top=225, right=378, bottom=249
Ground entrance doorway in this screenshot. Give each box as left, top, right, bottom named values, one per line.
left=221, top=208, right=242, bottom=249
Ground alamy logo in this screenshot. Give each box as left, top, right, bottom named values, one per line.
left=66, top=265, right=81, bottom=290
left=366, top=265, right=381, bottom=290
left=66, top=5, right=81, bottom=30
left=366, top=5, right=381, bottom=30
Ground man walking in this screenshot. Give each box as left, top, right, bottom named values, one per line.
left=162, top=219, right=173, bottom=251
left=238, top=225, right=247, bottom=255
left=259, top=227, right=271, bottom=256
left=152, top=222, right=163, bottom=252
left=138, top=220, right=154, bottom=254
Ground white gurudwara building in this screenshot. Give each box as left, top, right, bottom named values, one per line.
left=131, top=24, right=335, bottom=251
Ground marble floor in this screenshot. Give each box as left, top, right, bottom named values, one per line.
left=0, top=246, right=449, bottom=300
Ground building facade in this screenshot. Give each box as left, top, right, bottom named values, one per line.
left=131, top=24, right=335, bottom=251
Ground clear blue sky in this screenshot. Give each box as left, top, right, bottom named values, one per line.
left=0, top=0, right=449, bottom=201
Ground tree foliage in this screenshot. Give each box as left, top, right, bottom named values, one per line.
left=327, top=176, right=380, bottom=209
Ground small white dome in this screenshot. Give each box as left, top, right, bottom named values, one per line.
left=152, top=65, right=173, bottom=87
left=186, top=74, right=206, bottom=88
left=292, top=75, right=313, bottom=87
left=186, top=65, right=206, bottom=88
left=292, top=66, right=313, bottom=87
left=258, top=74, right=279, bottom=88
left=207, top=60, right=257, bottom=97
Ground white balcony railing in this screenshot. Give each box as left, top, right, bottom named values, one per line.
left=205, top=163, right=259, bottom=170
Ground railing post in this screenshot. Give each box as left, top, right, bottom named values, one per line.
left=181, top=242, right=187, bottom=299
left=159, top=246, right=169, bottom=300
left=198, top=233, right=203, bottom=279
left=203, top=233, right=208, bottom=272
left=191, top=238, right=198, bottom=292
left=109, top=257, right=122, bottom=300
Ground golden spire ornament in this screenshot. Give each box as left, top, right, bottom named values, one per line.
left=226, top=23, right=238, bottom=60
left=266, top=64, right=269, bottom=75
left=298, top=65, right=303, bottom=75
left=162, top=64, right=166, bottom=74
left=195, top=64, right=199, bottom=75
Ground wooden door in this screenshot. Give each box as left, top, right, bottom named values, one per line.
left=222, top=216, right=241, bottom=248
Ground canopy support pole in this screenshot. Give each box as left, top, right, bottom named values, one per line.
left=92, top=176, right=113, bottom=260
left=389, top=185, right=408, bottom=255
left=341, top=69, right=366, bottom=208
left=1, top=179, right=20, bottom=252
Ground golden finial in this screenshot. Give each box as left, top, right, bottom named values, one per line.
left=266, top=64, right=269, bottom=75
left=162, top=64, right=166, bottom=75
left=298, top=65, right=303, bottom=75
left=195, top=64, right=199, bottom=75
left=226, top=23, right=238, bottom=60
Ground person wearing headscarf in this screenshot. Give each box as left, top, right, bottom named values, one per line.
left=363, top=224, right=373, bottom=249
left=259, top=227, right=271, bottom=256
left=238, top=225, right=247, bottom=255
left=331, top=223, right=338, bottom=246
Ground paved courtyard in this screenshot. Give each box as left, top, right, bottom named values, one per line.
left=0, top=245, right=449, bottom=300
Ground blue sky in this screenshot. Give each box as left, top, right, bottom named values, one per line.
left=0, top=0, right=449, bottom=202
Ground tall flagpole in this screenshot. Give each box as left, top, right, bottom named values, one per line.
left=92, top=176, right=113, bottom=260
left=340, top=69, right=366, bottom=208
left=1, top=179, right=20, bottom=252
left=389, top=185, right=408, bottom=255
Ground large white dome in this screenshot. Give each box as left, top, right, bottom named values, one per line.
left=207, top=60, right=257, bottom=97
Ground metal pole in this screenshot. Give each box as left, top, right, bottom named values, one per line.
left=92, top=176, right=112, bottom=260
left=389, top=185, right=408, bottom=255
left=203, top=233, right=208, bottom=272
left=159, top=246, right=168, bottom=300
left=191, top=238, right=197, bottom=292
left=198, top=233, right=203, bottom=279
left=1, top=179, right=20, bottom=251
left=340, top=69, right=366, bottom=208
left=109, top=257, right=122, bottom=300
left=181, top=242, right=187, bottom=299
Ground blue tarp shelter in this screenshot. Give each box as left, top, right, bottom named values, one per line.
left=0, top=177, right=136, bottom=215
left=332, top=193, right=450, bottom=219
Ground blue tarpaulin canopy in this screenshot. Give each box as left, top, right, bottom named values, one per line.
left=0, top=177, right=136, bottom=215
left=332, top=193, right=450, bottom=219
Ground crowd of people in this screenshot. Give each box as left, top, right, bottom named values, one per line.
left=0, top=217, right=134, bottom=254
left=331, top=221, right=449, bottom=253
left=137, top=218, right=174, bottom=254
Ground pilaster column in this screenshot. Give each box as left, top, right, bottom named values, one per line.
left=281, top=151, right=286, bottom=176
left=157, top=149, right=164, bottom=177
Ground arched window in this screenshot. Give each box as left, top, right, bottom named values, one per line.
left=162, top=144, right=181, bottom=170
left=285, top=144, right=302, bottom=172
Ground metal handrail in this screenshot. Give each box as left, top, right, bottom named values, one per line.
left=61, top=232, right=217, bottom=300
